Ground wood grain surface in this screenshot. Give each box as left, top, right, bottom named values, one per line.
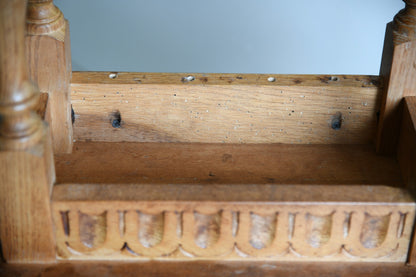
left=398, top=97, right=416, bottom=265
left=1, top=261, right=416, bottom=277
left=52, top=200, right=415, bottom=262
left=72, top=72, right=380, bottom=87
left=0, top=0, right=56, bottom=262
left=55, top=142, right=402, bottom=186
left=53, top=183, right=412, bottom=203
left=70, top=72, right=381, bottom=144
left=377, top=1, right=416, bottom=154
left=377, top=40, right=416, bottom=154
left=52, top=142, right=414, bottom=263
left=0, top=136, right=56, bottom=263
left=26, top=0, right=73, bottom=153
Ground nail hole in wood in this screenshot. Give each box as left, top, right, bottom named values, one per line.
left=110, top=110, right=122, bottom=128
left=331, top=112, right=343, bottom=130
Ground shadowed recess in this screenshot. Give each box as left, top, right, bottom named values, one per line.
left=138, top=211, right=164, bottom=248
left=305, top=212, right=334, bottom=248
left=194, top=211, right=222, bottom=249
left=55, top=143, right=403, bottom=187
left=118, top=211, right=126, bottom=238
left=78, top=211, right=107, bottom=248
left=360, top=213, right=391, bottom=249
left=249, top=212, right=277, bottom=249
left=60, top=211, right=70, bottom=236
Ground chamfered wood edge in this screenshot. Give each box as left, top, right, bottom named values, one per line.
left=52, top=183, right=415, bottom=203
left=71, top=72, right=381, bottom=88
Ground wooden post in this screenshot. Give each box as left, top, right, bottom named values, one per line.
left=0, top=0, right=56, bottom=263
left=26, top=0, right=73, bottom=154
left=398, top=97, right=416, bottom=265
left=377, top=0, right=416, bottom=154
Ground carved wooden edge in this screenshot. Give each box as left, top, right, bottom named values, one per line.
left=52, top=184, right=413, bottom=203
left=26, top=0, right=66, bottom=42
left=398, top=97, right=416, bottom=265
left=52, top=200, right=416, bottom=262
left=377, top=1, right=416, bottom=154
left=71, top=72, right=381, bottom=87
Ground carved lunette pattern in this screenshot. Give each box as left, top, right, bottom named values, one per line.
left=53, top=202, right=415, bottom=262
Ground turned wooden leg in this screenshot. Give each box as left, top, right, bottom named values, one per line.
left=26, top=0, right=73, bottom=154
left=0, top=0, right=56, bottom=263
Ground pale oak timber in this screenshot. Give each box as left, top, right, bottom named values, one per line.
left=54, top=143, right=402, bottom=186
left=1, top=0, right=414, bottom=269
left=52, top=142, right=414, bottom=262
left=53, top=184, right=411, bottom=203
left=52, top=198, right=415, bottom=261
left=71, top=72, right=380, bottom=144
left=72, top=71, right=380, bottom=87
left=1, top=262, right=416, bottom=277
left=377, top=0, right=416, bottom=154
left=26, top=0, right=73, bottom=153
left=398, top=97, right=416, bottom=195
left=0, top=0, right=56, bottom=263
left=398, top=97, right=416, bottom=265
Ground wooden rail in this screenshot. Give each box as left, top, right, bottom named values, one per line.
left=70, top=73, right=380, bottom=144
left=53, top=199, right=415, bottom=262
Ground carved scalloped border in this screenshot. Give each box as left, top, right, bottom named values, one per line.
left=53, top=202, right=415, bottom=262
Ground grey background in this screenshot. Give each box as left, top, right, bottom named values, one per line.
left=55, top=0, right=403, bottom=75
